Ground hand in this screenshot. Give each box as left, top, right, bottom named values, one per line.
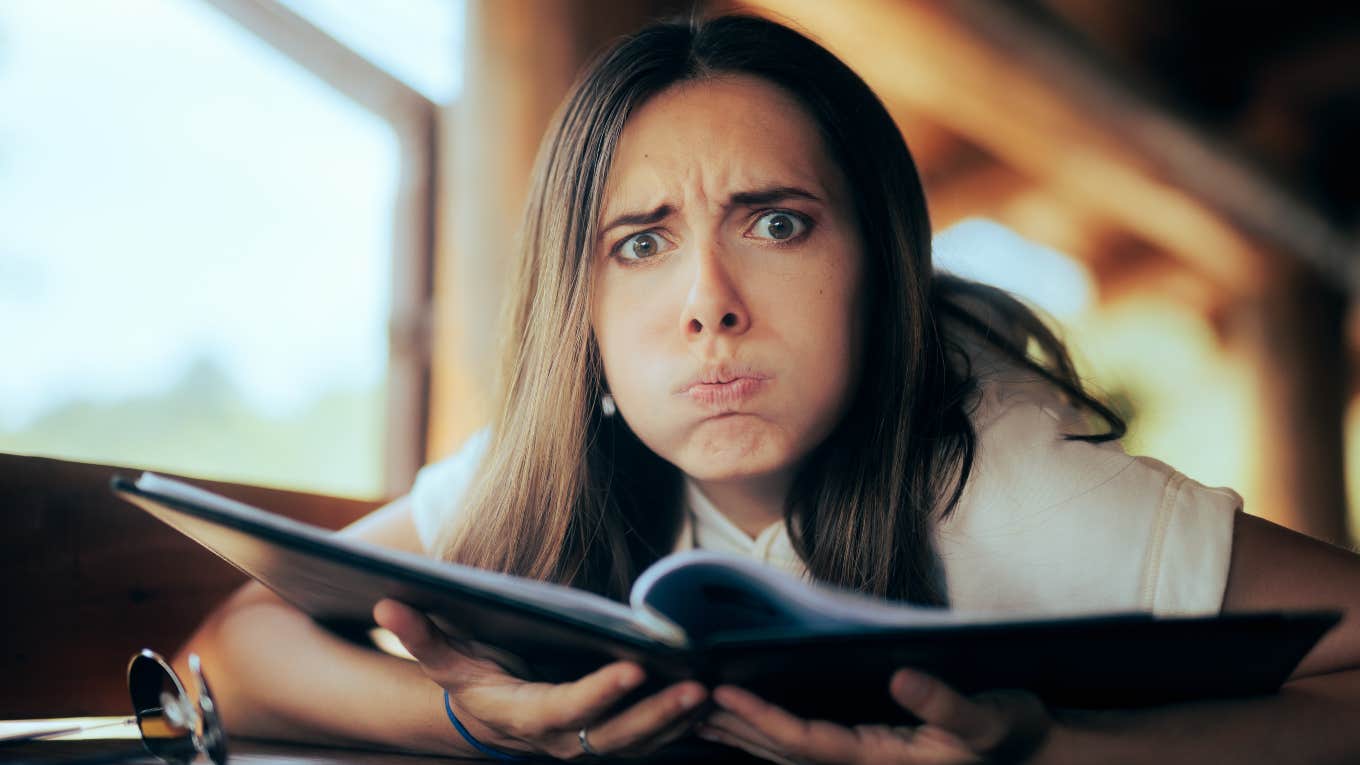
left=698, top=669, right=1052, bottom=764
left=374, top=598, right=707, bottom=760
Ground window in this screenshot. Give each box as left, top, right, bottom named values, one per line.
left=0, top=0, right=453, bottom=498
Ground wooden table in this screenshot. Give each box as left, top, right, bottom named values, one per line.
left=3, top=456, right=766, bottom=762
left=5, top=739, right=479, bottom=764
left=4, top=736, right=765, bottom=763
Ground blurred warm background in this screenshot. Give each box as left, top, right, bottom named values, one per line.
left=3, top=0, right=1358, bottom=549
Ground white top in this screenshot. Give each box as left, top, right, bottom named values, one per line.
left=410, top=350, right=1240, bottom=617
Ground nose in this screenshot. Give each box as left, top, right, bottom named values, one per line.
left=681, top=243, right=751, bottom=338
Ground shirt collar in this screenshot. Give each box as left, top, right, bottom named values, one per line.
left=679, top=479, right=808, bottom=578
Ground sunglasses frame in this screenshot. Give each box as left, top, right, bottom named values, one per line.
left=127, top=649, right=228, bottom=765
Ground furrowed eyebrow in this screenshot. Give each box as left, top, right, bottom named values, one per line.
left=598, top=185, right=824, bottom=239
left=599, top=204, right=675, bottom=238
left=728, top=185, right=823, bottom=208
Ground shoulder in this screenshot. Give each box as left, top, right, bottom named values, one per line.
left=409, top=427, right=493, bottom=553
left=938, top=331, right=1240, bottom=616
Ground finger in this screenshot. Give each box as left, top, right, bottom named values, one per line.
left=452, top=660, right=644, bottom=744
left=711, top=707, right=971, bottom=765
left=372, top=599, right=476, bottom=676
left=517, top=661, right=647, bottom=731
left=612, top=702, right=706, bottom=757
left=697, top=722, right=804, bottom=765
left=867, top=723, right=984, bottom=765
left=705, top=710, right=783, bottom=753
left=580, top=681, right=706, bottom=754
left=607, top=693, right=710, bottom=758
left=891, top=669, right=1003, bottom=750
left=716, top=695, right=982, bottom=765
left=712, top=685, right=859, bottom=763
left=725, top=713, right=976, bottom=765
left=650, top=703, right=709, bottom=747
left=372, top=598, right=451, bottom=664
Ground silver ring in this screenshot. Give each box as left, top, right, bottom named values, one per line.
left=578, top=726, right=602, bottom=756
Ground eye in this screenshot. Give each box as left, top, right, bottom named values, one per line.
left=747, top=210, right=810, bottom=243
left=614, top=231, right=671, bottom=262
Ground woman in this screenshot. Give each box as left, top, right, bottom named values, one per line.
left=179, top=14, right=1360, bottom=764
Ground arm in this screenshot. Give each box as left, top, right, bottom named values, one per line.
left=1038, top=511, right=1360, bottom=765
left=171, top=496, right=465, bottom=754
left=174, top=498, right=705, bottom=758
left=702, top=511, right=1360, bottom=764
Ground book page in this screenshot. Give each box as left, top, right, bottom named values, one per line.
left=630, top=550, right=1138, bottom=642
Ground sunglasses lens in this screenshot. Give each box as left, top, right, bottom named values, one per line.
left=189, top=654, right=229, bottom=765
left=128, top=650, right=197, bottom=765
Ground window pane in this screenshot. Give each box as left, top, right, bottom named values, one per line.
left=279, top=0, right=465, bottom=103
left=0, top=0, right=399, bottom=498
left=934, top=217, right=1094, bottom=319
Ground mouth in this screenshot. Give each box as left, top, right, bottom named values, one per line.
left=684, top=376, right=768, bottom=407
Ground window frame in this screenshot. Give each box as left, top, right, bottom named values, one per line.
left=200, top=0, right=439, bottom=497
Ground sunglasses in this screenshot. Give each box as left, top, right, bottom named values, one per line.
left=3, top=649, right=227, bottom=765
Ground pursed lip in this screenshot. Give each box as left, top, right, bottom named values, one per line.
left=685, top=377, right=768, bottom=407
left=675, top=363, right=772, bottom=407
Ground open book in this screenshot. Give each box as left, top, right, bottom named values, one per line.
left=114, top=472, right=1339, bottom=724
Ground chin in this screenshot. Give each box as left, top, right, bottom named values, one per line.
left=673, top=426, right=795, bottom=483
left=681, top=461, right=783, bottom=484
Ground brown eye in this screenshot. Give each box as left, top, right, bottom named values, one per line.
left=750, top=211, right=808, bottom=242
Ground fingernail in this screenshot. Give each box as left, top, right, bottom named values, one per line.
left=678, top=685, right=704, bottom=709
left=616, top=665, right=643, bottom=689
left=712, top=686, right=740, bottom=708
left=892, top=669, right=928, bottom=703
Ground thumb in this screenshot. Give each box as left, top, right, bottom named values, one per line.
left=890, top=669, right=999, bottom=746
left=372, top=599, right=468, bottom=675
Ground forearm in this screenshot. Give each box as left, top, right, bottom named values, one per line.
left=1036, top=669, right=1360, bottom=765
left=175, top=588, right=469, bottom=757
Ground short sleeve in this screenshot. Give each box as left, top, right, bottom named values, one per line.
left=410, top=427, right=492, bottom=553
left=936, top=379, right=1241, bottom=617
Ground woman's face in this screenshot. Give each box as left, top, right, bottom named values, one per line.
left=590, top=75, right=865, bottom=488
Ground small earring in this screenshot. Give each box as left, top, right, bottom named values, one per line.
left=601, top=393, right=616, bottom=417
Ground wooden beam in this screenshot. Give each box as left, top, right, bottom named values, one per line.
left=737, top=0, right=1360, bottom=297
left=925, top=157, right=1033, bottom=233
left=1080, top=232, right=1226, bottom=323
left=989, top=187, right=1110, bottom=269
left=917, top=147, right=1224, bottom=315
left=893, top=115, right=976, bottom=187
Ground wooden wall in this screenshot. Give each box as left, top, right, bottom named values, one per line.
left=428, top=0, right=692, bottom=460
left=0, top=454, right=380, bottom=716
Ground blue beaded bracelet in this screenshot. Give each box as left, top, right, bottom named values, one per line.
left=444, top=689, right=530, bottom=761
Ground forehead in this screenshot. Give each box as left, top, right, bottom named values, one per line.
left=601, top=75, right=844, bottom=213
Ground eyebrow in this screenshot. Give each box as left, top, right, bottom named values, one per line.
left=598, top=185, right=824, bottom=238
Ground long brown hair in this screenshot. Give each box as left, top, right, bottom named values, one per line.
left=435, top=15, right=1123, bottom=606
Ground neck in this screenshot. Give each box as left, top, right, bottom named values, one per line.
left=691, top=471, right=793, bottom=539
